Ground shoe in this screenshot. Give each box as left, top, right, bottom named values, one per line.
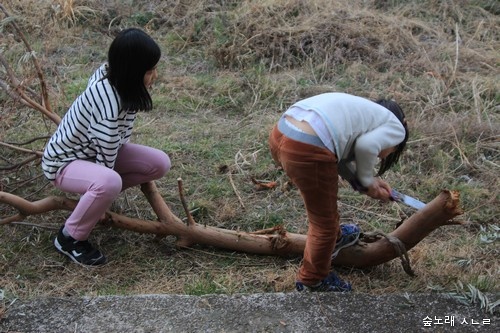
left=296, top=271, right=352, bottom=292
left=332, top=224, right=360, bottom=259
left=54, top=227, right=107, bottom=266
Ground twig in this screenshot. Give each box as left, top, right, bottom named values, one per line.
left=8, top=221, right=58, bottom=230
left=177, top=177, right=196, bottom=226
left=134, top=117, right=159, bottom=132
left=0, top=55, right=60, bottom=124
left=5, top=135, right=50, bottom=146
left=464, top=190, right=499, bottom=215
left=0, top=213, right=25, bottom=225
left=447, top=125, right=472, bottom=169
left=0, top=141, right=43, bottom=157
left=228, top=172, right=246, bottom=209
left=24, top=179, right=50, bottom=200
left=338, top=201, right=401, bottom=221
left=0, top=155, right=40, bottom=171
left=250, top=226, right=283, bottom=235
left=0, top=4, right=52, bottom=112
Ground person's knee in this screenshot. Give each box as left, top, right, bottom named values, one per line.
left=154, top=151, right=171, bottom=178
left=91, top=171, right=123, bottom=198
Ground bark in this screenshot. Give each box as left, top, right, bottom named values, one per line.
left=0, top=181, right=463, bottom=271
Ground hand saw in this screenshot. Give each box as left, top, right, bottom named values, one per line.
left=339, top=165, right=426, bottom=210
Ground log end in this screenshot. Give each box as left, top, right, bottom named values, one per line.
left=444, top=190, right=464, bottom=216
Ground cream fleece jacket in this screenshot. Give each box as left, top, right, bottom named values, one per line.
left=291, top=92, right=406, bottom=186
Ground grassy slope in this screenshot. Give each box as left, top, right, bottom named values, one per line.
left=0, top=0, right=498, bottom=302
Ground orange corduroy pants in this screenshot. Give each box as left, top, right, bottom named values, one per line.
left=269, top=120, right=340, bottom=285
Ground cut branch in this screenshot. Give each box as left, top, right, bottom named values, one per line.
left=0, top=182, right=464, bottom=271
left=332, top=190, right=464, bottom=268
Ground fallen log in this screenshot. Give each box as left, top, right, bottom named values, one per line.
left=0, top=180, right=463, bottom=272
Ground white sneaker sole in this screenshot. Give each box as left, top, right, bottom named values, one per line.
left=54, top=237, right=106, bottom=267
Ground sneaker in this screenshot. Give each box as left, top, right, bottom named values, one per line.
left=54, top=227, right=106, bottom=266
left=332, top=224, right=360, bottom=259
left=296, top=271, right=352, bottom=292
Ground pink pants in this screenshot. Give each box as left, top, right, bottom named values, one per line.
left=54, top=143, right=171, bottom=240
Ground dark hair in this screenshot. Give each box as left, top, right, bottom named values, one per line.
left=107, top=28, right=161, bottom=111
left=374, top=99, right=409, bottom=176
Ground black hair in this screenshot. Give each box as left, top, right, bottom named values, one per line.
left=374, top=99, right=409, bottom=176
left=107, top=28, right=161, bottom=112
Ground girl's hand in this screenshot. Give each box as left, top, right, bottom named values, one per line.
left=365, top=178, right=392, bottom=201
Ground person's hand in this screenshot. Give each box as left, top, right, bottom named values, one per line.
left=365, top=178, right=392, bottom=202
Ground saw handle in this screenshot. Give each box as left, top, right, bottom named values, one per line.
left=349, top=178, right=397, bottom=202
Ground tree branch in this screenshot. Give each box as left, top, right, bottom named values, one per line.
left=0, top=184, right=464, bottom=273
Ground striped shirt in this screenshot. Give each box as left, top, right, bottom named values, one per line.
left=42, top=64, right=136, bottom=181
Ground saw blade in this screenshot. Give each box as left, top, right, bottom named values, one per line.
left=391, top=189, right=426, bottom=210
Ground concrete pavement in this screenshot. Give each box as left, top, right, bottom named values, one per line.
left=1, top=292, right=498, bottom=332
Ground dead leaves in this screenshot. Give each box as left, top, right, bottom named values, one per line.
left=218, top=164, right=278, bottom=191
left=251, top=177, right=277, bottom=191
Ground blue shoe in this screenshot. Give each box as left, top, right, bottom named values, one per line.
left=332, top=224, right=360, bottom=259
left=296, top=272, right=352, bottom=292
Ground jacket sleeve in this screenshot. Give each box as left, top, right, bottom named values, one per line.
left=354, top=119, right=405, bottom=187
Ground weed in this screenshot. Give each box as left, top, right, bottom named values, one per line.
left=478, top=225, right=499, bottom=244
left=130, top=12, right=155, bottom=27
left=184, top=273, right=222, bottom=295
left=448, top=281, right=499, bottom=315
left=51, top=0, right=97, bottom=27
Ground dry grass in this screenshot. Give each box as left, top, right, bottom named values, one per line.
left=0, top=0, right=498, bottom=307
